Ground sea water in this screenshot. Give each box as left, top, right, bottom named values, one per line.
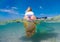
left=0, top=21, right=60, bottom=42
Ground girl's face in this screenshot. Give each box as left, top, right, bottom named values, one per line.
left=26, top=7, right=32, bottom=12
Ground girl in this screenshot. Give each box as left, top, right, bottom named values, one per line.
left=24, top=7, right=36, bottom=20
left=24, top=7, right=36, bottom=37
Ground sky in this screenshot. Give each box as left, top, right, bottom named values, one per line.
left=0, top=0, right=60, bottom=21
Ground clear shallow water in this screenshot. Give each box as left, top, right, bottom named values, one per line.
left=0, top=22, right=60, bottom=42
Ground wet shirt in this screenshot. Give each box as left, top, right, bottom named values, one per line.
left=25, top=11, right=34, bottom=19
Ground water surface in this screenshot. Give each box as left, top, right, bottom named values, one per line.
left=0, top=22, right=60, bottom=42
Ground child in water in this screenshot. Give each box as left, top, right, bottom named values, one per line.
left=24, top=7, right=36, bottom=37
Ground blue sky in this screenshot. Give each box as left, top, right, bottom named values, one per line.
left=0, top=0, right=60, bottom=21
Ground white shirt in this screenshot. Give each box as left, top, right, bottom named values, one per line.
left=25, top=11, right=34, bottom=16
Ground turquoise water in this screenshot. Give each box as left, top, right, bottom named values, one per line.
left=0, top=21, right=60, bottom=42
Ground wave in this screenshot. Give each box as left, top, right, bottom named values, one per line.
left=0, top=15, right=60, bottom=25
left=46, top=15, right=60, bottom=23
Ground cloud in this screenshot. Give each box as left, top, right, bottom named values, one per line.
left=6, top=6, right=18, bottom=9
left=11, top=7, right=18, bottom=9
left=0, top=9, right=19, bottom=14
left=0, top=7, right=25, bottom=19
left=0, top=6, right=19, bottom=14
left=20, top=14, right=24, bottom=16
left=40, top=6, right=43, bottom=9
left=39, top=13, right=47, bottom=17
left=40, top=13, right=45, bottom=15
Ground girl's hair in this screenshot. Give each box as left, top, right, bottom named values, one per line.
left=26, top=7, right=32, bottom=12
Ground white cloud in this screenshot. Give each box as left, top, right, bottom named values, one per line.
left=39, top=13, right=47, bottom=17
left=20, top=14, right=24, bottom=16
left=40, top=6, right=43, bottom=9
left=6, top=6, right=18, bottom=9
left=0, top=6, right=19, bottom=14
left=11, top=7, right=18, bottom=9
left=0, top=7, right=25, bottom=19
left=0, top=9, right=19, bottom=14
left=40, top=13, right=45, bottom=15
